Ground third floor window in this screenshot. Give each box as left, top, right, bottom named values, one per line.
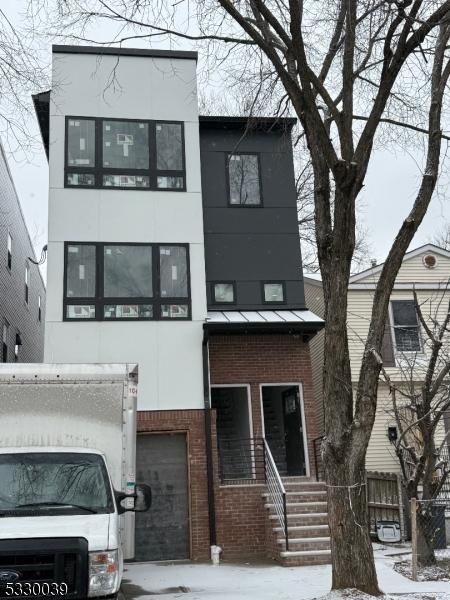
left=65, top=117, right=185, bottom=191
left=227, top=153, right=261, bottom=205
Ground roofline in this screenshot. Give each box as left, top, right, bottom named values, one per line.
left=203, top=321, right=324, bottom=336
left=199, top=115, right=297, bottom=131
left=303, top=275, right=323, bottom=287
left=349, top=243, right=450, bottom=283
left=52, top=44, right=198, bottom=61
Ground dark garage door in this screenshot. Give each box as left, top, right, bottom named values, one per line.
left=135, top=433, right=189, bottom=561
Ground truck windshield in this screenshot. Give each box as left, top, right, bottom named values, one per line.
left=0, top=452, right=114, bottom=516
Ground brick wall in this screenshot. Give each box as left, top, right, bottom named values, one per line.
left=137, top=410, right=211, bottom=561
left=209, top=333, right=319, bottom=559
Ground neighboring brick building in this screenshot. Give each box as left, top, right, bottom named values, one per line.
left=0, top=142, right=45, bottom=364
left=34, top=45, right=326, bottom=567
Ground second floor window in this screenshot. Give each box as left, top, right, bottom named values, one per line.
left=25, top=263, right=30, bottom=304
left=263, top=282, right=285, bottom=303
left=2, top=321, right=9, bottom=362
left=7, top=232, right=12, bottom=270
left=227, top=154, right=261, bottom=205
left=64, top=242, right=190, bottom=321
left=212, top=282, right=235, bottom=304
left=391, top=300, right=421, bottom=352
left=65, top=117, right=185, bottom=191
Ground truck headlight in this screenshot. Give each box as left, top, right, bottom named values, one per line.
left=88, top=550, right=120, bottom=597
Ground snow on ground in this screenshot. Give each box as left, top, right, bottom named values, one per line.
left=121, top=546, right=450, bottom=600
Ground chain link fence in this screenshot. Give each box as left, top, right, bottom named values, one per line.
left=410, top=497, right=450, bottom=581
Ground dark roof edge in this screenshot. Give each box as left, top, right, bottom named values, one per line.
left=52, top=44, right=198, bottom=61
left=203, top=321, right=324, bottom=335
left=199, top=115, right=297, bottom=131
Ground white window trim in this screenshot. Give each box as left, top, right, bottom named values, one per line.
left=388, top=300, right=424, bottom=360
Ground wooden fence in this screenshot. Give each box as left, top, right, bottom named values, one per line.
left=366, top=471, right=406, bottom=539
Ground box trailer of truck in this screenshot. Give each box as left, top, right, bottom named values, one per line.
left=0, top=363, right=151, bottom=599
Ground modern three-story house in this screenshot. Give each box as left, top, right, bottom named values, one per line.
left=34, top=44, right=326, bottom=567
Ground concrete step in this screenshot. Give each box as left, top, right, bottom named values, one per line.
left=277, top=537, right=331, bottom=551
left=265, top=501, right=328, bottom=514
left=273, top=524, right=329, bottom=537
left=269, top=512, right=329, bottom=526
left=283, top=482, right=327, bottom=493
left=280, top=549, right=332, bottom=566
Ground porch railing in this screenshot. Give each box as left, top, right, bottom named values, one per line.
left=217, top=437, right=265, bottom=483
left=264, top=439, right=289, bottom=550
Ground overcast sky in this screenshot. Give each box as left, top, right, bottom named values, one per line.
left=4, top=2, right=449, bottom=281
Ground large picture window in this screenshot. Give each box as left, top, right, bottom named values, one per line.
left=64, top=242, right=190, bottom=321
left=391, top=300, right=421, bottom=352
left=65, top=117, right=185, bottom=191
left=227, top=153, right=261, bottom=205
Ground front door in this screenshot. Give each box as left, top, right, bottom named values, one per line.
left=282, top=386, right=306, bottom=475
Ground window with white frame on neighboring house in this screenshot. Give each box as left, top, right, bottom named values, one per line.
left=391, top=300, right=421, bottom=352
left=7, top=232, right=12, bottom=270
left=64, top=242, right=190, bottom=321
left=65, top=118, right=185, bottom=190
left=2, top=321, right=9, bottom=362
left=25, top=263, right=30, bottom=304
left=14, top=333, right=21, bottom=362
left=227, top=154, right=261, bottom=205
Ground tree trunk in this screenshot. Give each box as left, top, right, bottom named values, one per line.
left=324, top=440, right=380, bottom=594
left=417, top=506, right=436, bottom=566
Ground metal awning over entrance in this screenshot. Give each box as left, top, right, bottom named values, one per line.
left=204, top=309, right=324, bottom=335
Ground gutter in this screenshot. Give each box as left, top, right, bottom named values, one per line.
left=202, top=329, right=217, bottom=547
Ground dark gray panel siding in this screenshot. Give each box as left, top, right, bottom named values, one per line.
left=200, top=124, right=306, bottom=310
left=0, top=145, right=45, bottom=363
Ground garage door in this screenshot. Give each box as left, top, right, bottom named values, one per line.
left=135, top=433, right=189, bottom=561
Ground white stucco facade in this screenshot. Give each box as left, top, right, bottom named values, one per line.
left=44, top=49, right=207, bottom=410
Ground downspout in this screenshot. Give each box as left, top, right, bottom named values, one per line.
left=202, top=327, right=217, bottom=546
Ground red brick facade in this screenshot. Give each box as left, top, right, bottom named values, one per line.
left=137, top=410, right=211, bottom=560
left=137, top=333, right=318, bottom=562
left=209, top=333, right=318, bottom=559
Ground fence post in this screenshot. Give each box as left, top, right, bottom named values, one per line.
left=411, top=498, right=418, bottom=582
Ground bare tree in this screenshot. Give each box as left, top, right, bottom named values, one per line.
left=380, top=286, right=450, bottom=566
left=432, top=221, right=450, bottom=251
left=40, top=0, right=450, bottom=593
left=0, top=8, right=49, bottom=154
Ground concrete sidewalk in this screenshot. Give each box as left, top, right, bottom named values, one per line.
left=120, top=549, right=450, bottom=600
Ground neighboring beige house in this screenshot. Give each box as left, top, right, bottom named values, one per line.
left=304, top=243, right=450, bottom=473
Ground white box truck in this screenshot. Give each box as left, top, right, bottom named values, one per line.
left=0, top=363, right=151, bottom=600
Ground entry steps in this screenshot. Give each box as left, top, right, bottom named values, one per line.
left=263, top=478, right=331, bottom=566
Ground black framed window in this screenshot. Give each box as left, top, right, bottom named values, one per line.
left=227, top=153, right=261, bottom=205
left=25, top=263, right=30, bottom=304
left=7, top=232, right=12, bottom=270
left=391, top=300, right=421, bottom=352
left=2, top=321, right=8, bottom=363
left=64, top=242, right=190, bottom=321
left=212, top=282, right=235, bottom=304
left=14, top=333, right=21, bottom=363
left=263, top=282, right=285, bottom=303
left=65, top=117, right=186, bottom=191
left=38, top=295, right=42, bottom=322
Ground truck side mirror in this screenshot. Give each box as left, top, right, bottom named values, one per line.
left=115, top=483, right=152, bottom=514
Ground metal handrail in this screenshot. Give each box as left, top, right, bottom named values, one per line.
left=263, top=439, right=289, bottom=551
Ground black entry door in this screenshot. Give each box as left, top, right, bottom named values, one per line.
left=135, top=433, right=189, bottom=561
left=282, top=387, right=306, bottom=476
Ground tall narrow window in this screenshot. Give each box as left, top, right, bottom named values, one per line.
left=7, top=232, right=12, bottom=270
left=391, top=300, right=421, bottom=352
left=65, top=244, right=97, bottom=319
left=228, top=154, right=261, bottom=205
left=2, top=321, right=9, bottom=363
left=25, top=264, right=30, bottom=304
left=156, top=122, right=184, bottom=189
left=38, top=295, right=42, bottom=322
left=66, top=118, right=96, bottom=187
